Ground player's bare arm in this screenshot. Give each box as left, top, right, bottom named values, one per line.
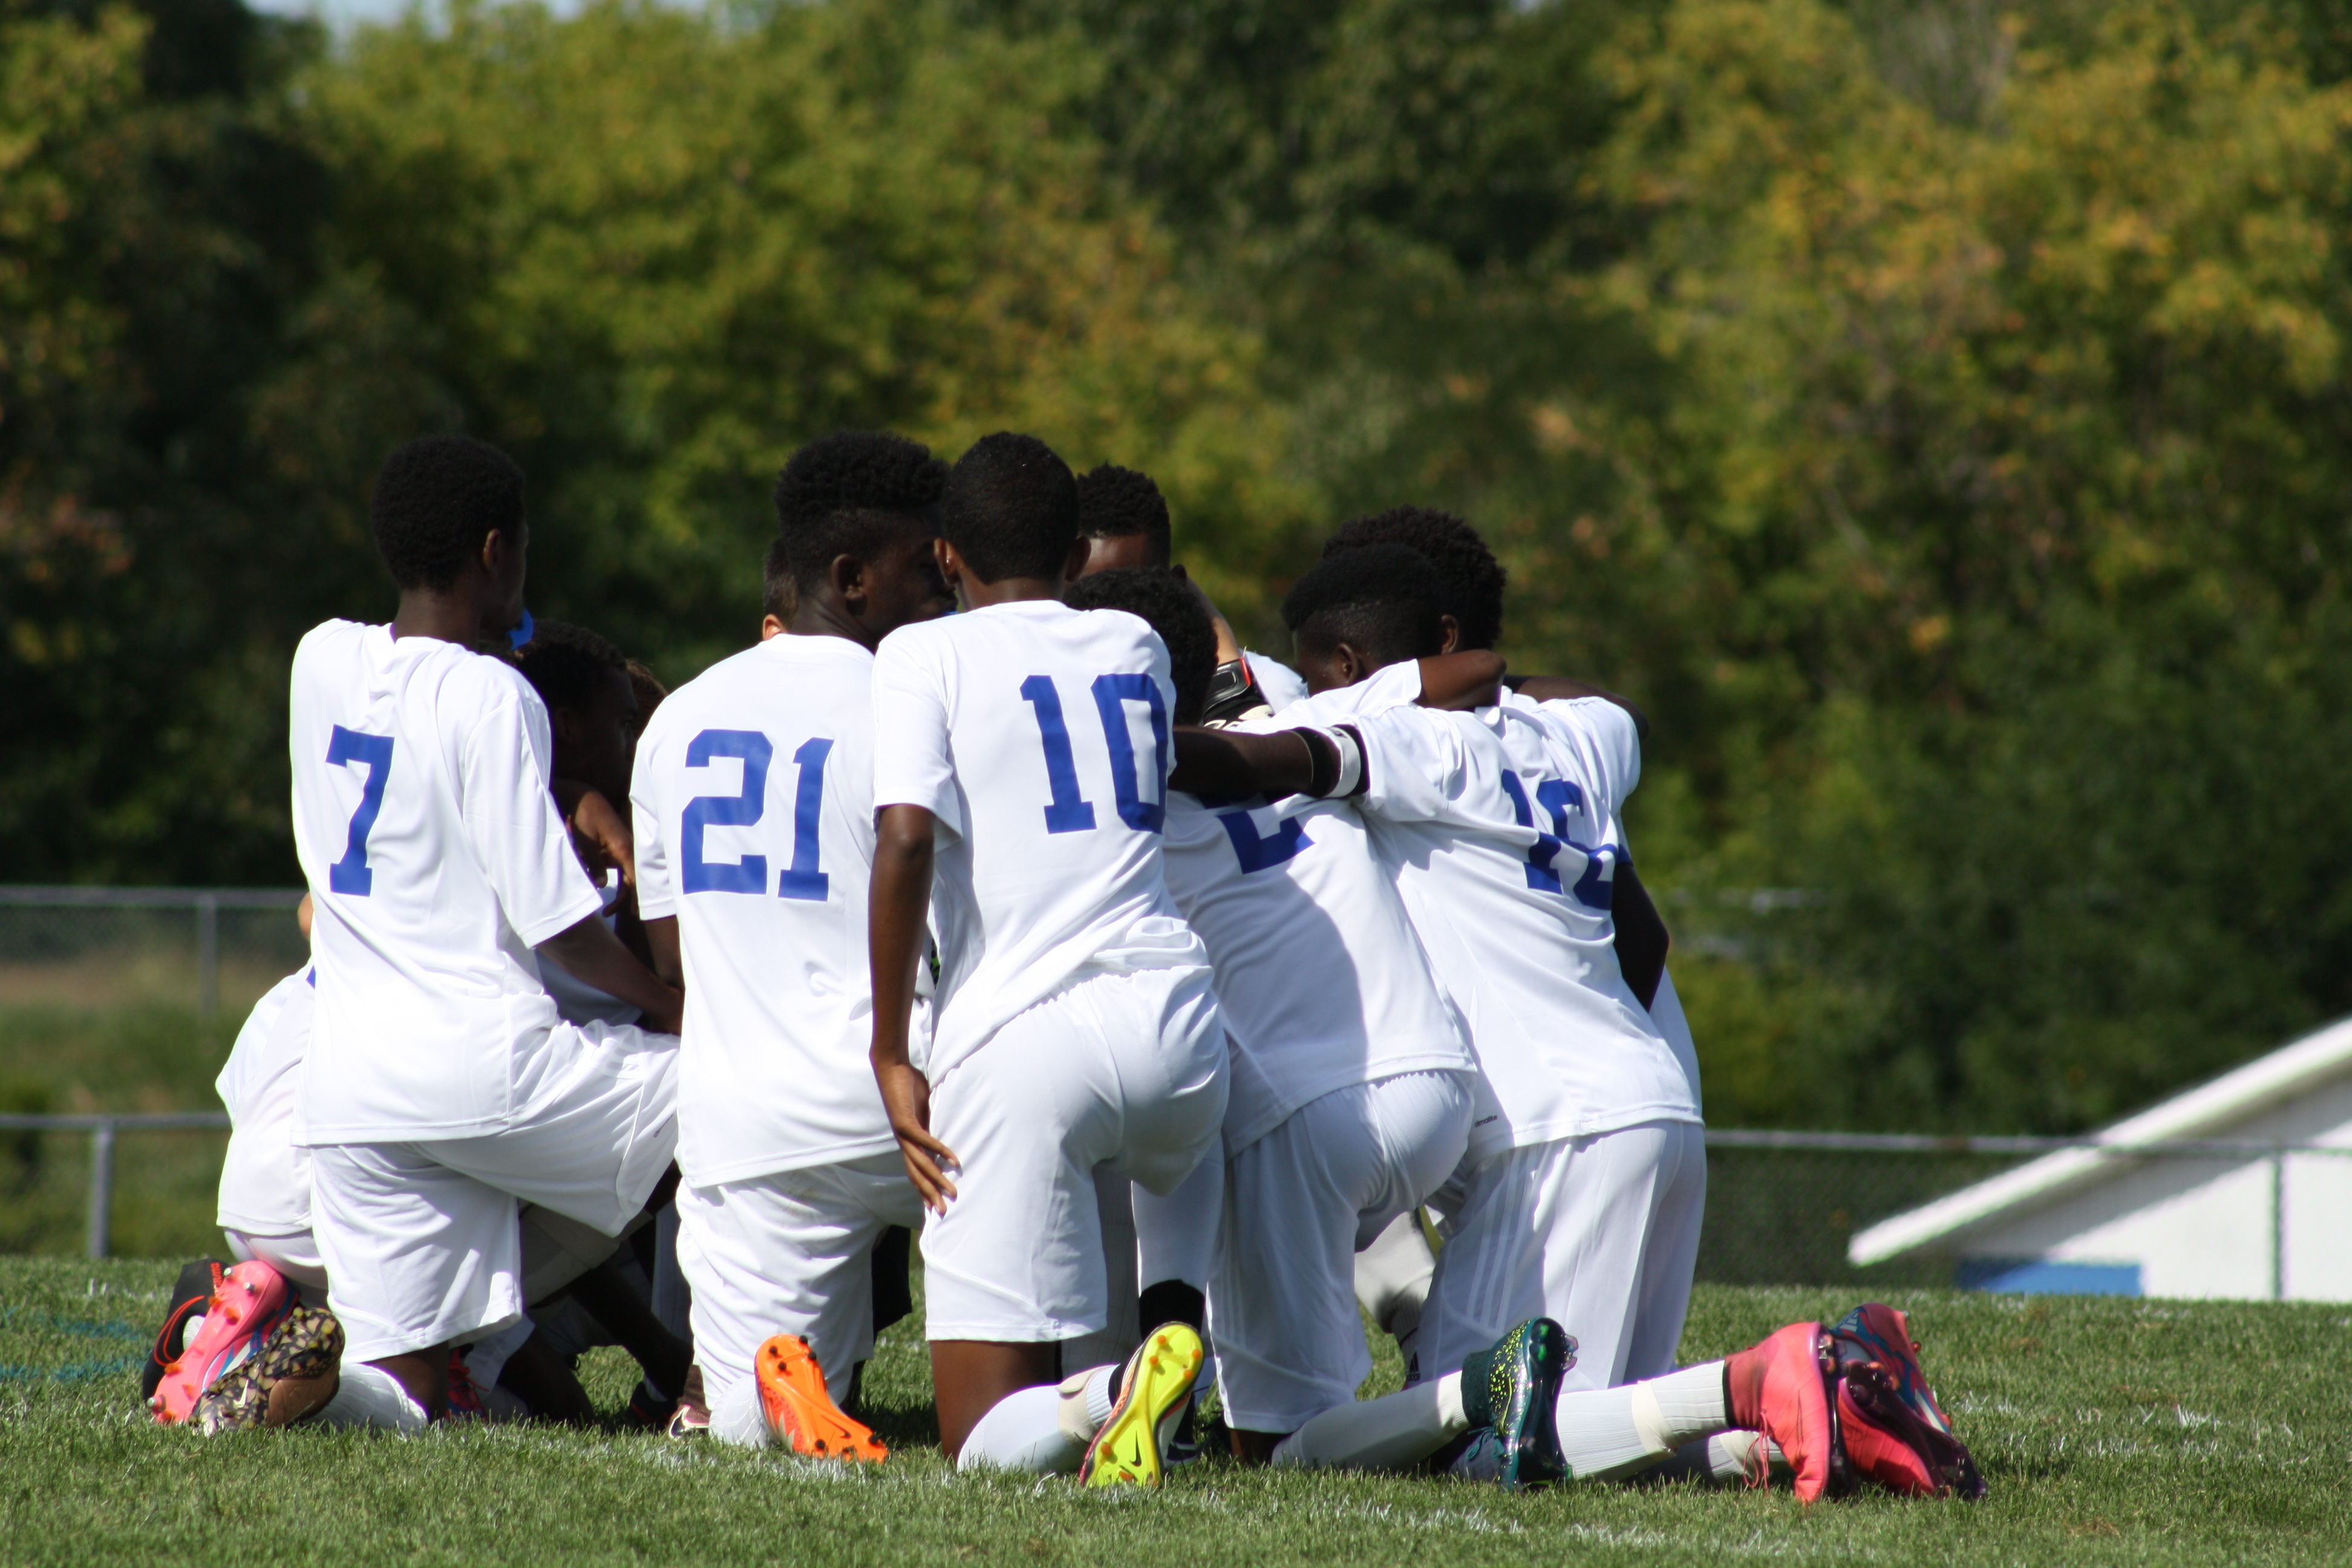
left=867, top=802, right=959, bottom=1212
left=641, top=914, right=682, bottom=990
left=1612, top=860, right=1670, bottom=1011
left=537, top=910, right=682, bottom=1034
left=554, top=780, right=638, bottom=888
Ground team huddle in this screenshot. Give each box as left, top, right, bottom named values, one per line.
left=142, top=427, right=1986, bottom=1500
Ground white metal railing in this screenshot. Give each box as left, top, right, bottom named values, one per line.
left=0, top=1112, right=230, bottom=1259
left=0, top=885, right=303, bottom=1019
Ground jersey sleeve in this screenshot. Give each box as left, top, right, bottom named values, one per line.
left=1540, top=696, right=1642, bottom=808
left=1349, top=704, right=1472, bottom=825
left=629, top=714, right=678, bottom=923
left=457, top=665, right=604, bottom=947
left=1243, top=651, right=1310, bottom=713
left=869, top=630, right=963, bottom=837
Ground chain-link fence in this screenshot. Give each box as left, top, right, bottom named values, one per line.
left=0, top=886, right=309, bottom=1021
left=1, top=886, right=2340, bottom=1304
left=0, top=886, right=304, bottom=1260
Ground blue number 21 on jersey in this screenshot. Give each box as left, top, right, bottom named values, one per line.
left=681, top=728, right=833, bottom=899
left=1019, top=673, right=1169, bottom=834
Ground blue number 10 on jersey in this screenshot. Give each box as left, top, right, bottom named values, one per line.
left=681, top=728, right=834, bottom=899
left=1018, top=672, right=1169, bottom=835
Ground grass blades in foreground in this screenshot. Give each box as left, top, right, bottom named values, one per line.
left=2, top=1258, right=2348, bottom=1566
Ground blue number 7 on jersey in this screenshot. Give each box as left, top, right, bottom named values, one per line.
left=325, top=726, right=394, bottom=896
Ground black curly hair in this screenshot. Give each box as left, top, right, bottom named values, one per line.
left=762, top=536, right=796, bottom=622
left=1076, top=464, right=1172, bottom=566
left=1282, top=543, right=1445, bottom=668
left=511, top=619, right=627, bottom=719
left=370, top=434, right=526, bottom=592
left=1064, top=566, right=1218, bottom=727
left=773, top=431, right=947, bottom=595
left=940, top=432, right=1079, bottom=584
left=1322, top=506, right=1507, bottom=650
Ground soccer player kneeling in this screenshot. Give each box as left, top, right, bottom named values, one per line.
left=286, top=436, right=684, bottom=1430
left=630, top=431, right=956, bottom=1456
left=867, top=434, right=1227, bottom=1483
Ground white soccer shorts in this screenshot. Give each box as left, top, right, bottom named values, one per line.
left=1417, top=1117, right=1706, bottom=1391
left=309, top=1019, right=678, bottom=1363
left=674, top=1152, right=926, bottom=1423
left=920, top=964, right=1227, bottom=1343
left=224, top=1227, right=331, bottom=1295
left=1210, top=1070, right=1473, bottom=1434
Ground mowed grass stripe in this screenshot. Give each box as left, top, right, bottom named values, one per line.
left=3, top=1259, right=2349, bottom=1566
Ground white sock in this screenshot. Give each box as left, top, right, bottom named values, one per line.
left=1079, top=1362, right=1119, bottom=1430
left=958, top=1383, right=1088, bottom=1474
left=310, top=1361, right=428, bottom=1433
left=1553, top=1362, right=1728, bottom=1482
left=1671, top=1430, right=1780, bottom=1483
left=711, top=1376, right=768, bottom=1448
left=1272, top=1371, right=1465, bottom=1471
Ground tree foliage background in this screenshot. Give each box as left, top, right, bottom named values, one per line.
left=7, top=0, right=2351, bottom=1133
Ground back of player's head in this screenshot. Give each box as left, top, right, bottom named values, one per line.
left=1282, top=543, right=1445, bottom=667
left=1076, top=464, right=1172, bottom=566
left=1063, top=567, right=1218, bottom=726
left=1322, top=506, right=1506, bottom=650
left=939, top=432, right=1079, bottom=583
left=370, top=434, right=526, bottom=592
left=626, top=659, right=667, bottom=738
left=762, top=536, right=797, bottom=622
left=773, top=431, right=947, bottom=594
left=511, top=619, right=626, bottom=719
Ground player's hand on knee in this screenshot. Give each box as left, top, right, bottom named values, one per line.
left=875, top=1062, right=958, bottom=1211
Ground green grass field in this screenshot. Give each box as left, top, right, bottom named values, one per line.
left=5, top=1258, right=2348, bottom=1566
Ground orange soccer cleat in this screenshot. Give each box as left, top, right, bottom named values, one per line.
left=753, top=1334, right=887, bottom=1462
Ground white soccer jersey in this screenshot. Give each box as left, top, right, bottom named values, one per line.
left=289, top=620, right=604, bottom=1142
left=1501, top=688, right=1707, bottom=1116
left=1161, top=786, right=1472, bottom=1154
left=215, top=969, right=316, bottom=1236
left=871, top=599, right=1207, bottom=1080
left=1243, top=651, right=1308, bottom=713
left=632, top=635, right=900, bottom=1187
left=1287, top=682, right=1699, bottom=1164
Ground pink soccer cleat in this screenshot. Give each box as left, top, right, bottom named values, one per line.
left=149, top=1259, right=292, bottom=1425
left=1828, top=1304, right=1987, bottom=1499
left=1726, top=1321, right=1838, bottom=1503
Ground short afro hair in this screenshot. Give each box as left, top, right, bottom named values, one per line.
left=773, top=431, right=947, bottom=595
left=370, top=434, right=525, bottom=592
left=762, top=536, right=797, bottom=623
left=1064, top=566, right=1218, bottom=727
left=626, top=659, right=667, bottom=739
left=511, top=619, right=627, bottom=719
left=1282, top=543, right=1445, bottom=669
left=1322, top=506, right=1507, bottom=650
left=940, top=432, right=1079, bottom=584
left=1076, top=464, right=1172, bottom=565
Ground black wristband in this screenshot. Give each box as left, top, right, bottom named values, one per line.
left=1299, top=730, right=1340, bottom=797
